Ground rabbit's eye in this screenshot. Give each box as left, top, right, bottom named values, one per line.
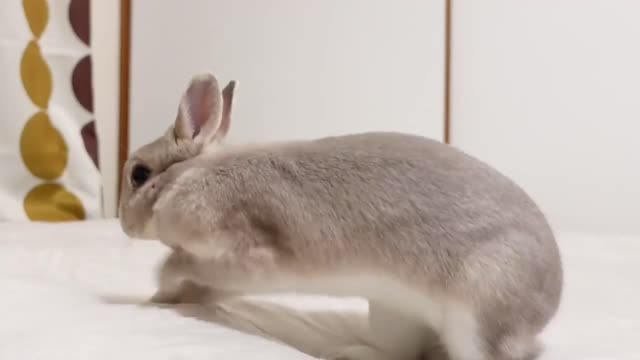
left=131, top=164, right=151, bottom=188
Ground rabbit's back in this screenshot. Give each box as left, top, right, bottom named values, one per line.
left=189, top=132, right=557, bottom=274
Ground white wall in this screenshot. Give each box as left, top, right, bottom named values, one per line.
left=129, top=0, right=446, bottom=151
left=451, top=1, right=640, bottom=235
left=92, top=0, right=121, bottom=217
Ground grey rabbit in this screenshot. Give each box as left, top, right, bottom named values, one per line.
left=119, top=72, right=563, bottom=360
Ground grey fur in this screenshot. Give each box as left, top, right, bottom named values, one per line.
left=119, top=73, right=563, bottom=360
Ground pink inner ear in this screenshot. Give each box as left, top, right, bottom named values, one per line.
left=187, top=82, right=215, bottom=138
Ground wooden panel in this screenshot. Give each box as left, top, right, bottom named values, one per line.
left=117, top=0, right=131, bottom=198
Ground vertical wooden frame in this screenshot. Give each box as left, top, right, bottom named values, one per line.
left=117, top=0, right=131, bottom=204
left=444, top=0, right=452, bottom=144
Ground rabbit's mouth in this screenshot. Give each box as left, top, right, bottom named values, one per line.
left=139, top=218, right=159, bottom=240
left=120, top=214, right=158, bottom=241
left=118, top=188, right=159, bottom=241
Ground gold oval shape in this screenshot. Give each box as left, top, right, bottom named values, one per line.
left=22, top=0, right=49, bottom=38
left=20, top=112, right=68, bottom=180
left=24, top=183, right=86, bottom=222
left=21, top=41, right=52, bottom=109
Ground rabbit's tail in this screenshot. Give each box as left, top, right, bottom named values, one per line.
left=215, top=296, right=391, bottom=360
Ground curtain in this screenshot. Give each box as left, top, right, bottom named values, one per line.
left=0, top=0, right=101, bottom=221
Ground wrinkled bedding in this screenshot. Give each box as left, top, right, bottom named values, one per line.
left=0, top=220, right=638, bottom=359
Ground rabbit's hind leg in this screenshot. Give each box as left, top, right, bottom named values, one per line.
left=493, top=334, right=542, bottom=360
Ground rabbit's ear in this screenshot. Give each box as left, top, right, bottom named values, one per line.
left=215, top=80, right=238, bottom=141
left=174, top=73, right=225, bottom=144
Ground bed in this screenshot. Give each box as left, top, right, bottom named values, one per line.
left=1, top=220, right=638, bottom=359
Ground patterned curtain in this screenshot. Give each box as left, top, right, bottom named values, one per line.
left=0, top=0, right=102, bottom=221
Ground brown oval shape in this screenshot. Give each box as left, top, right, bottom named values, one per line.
left=81, top=120, right=99, bottom=168
left=23, top=0, right=49, bottom=38
left=20, top=41, right=53, bottom=109
left=20, top=111, right=68, bottom=180
left=24, top=183, right=86, bottom=221
left=72, top=55, right=93, bottom=112
left=68, top=0, right=90, bottom=45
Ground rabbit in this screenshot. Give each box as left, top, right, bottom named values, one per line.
left=118, top=72, right=563, bottom=360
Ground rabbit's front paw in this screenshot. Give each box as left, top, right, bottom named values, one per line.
left=149, top=288, right=181, bottom=304
left=150, top=280, right=214, bottom=304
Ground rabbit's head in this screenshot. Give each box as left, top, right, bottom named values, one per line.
left=118, top=72, right=237, bottom=239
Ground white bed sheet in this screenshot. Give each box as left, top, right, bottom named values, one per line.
left=0, top=220, right=638, bottom=359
